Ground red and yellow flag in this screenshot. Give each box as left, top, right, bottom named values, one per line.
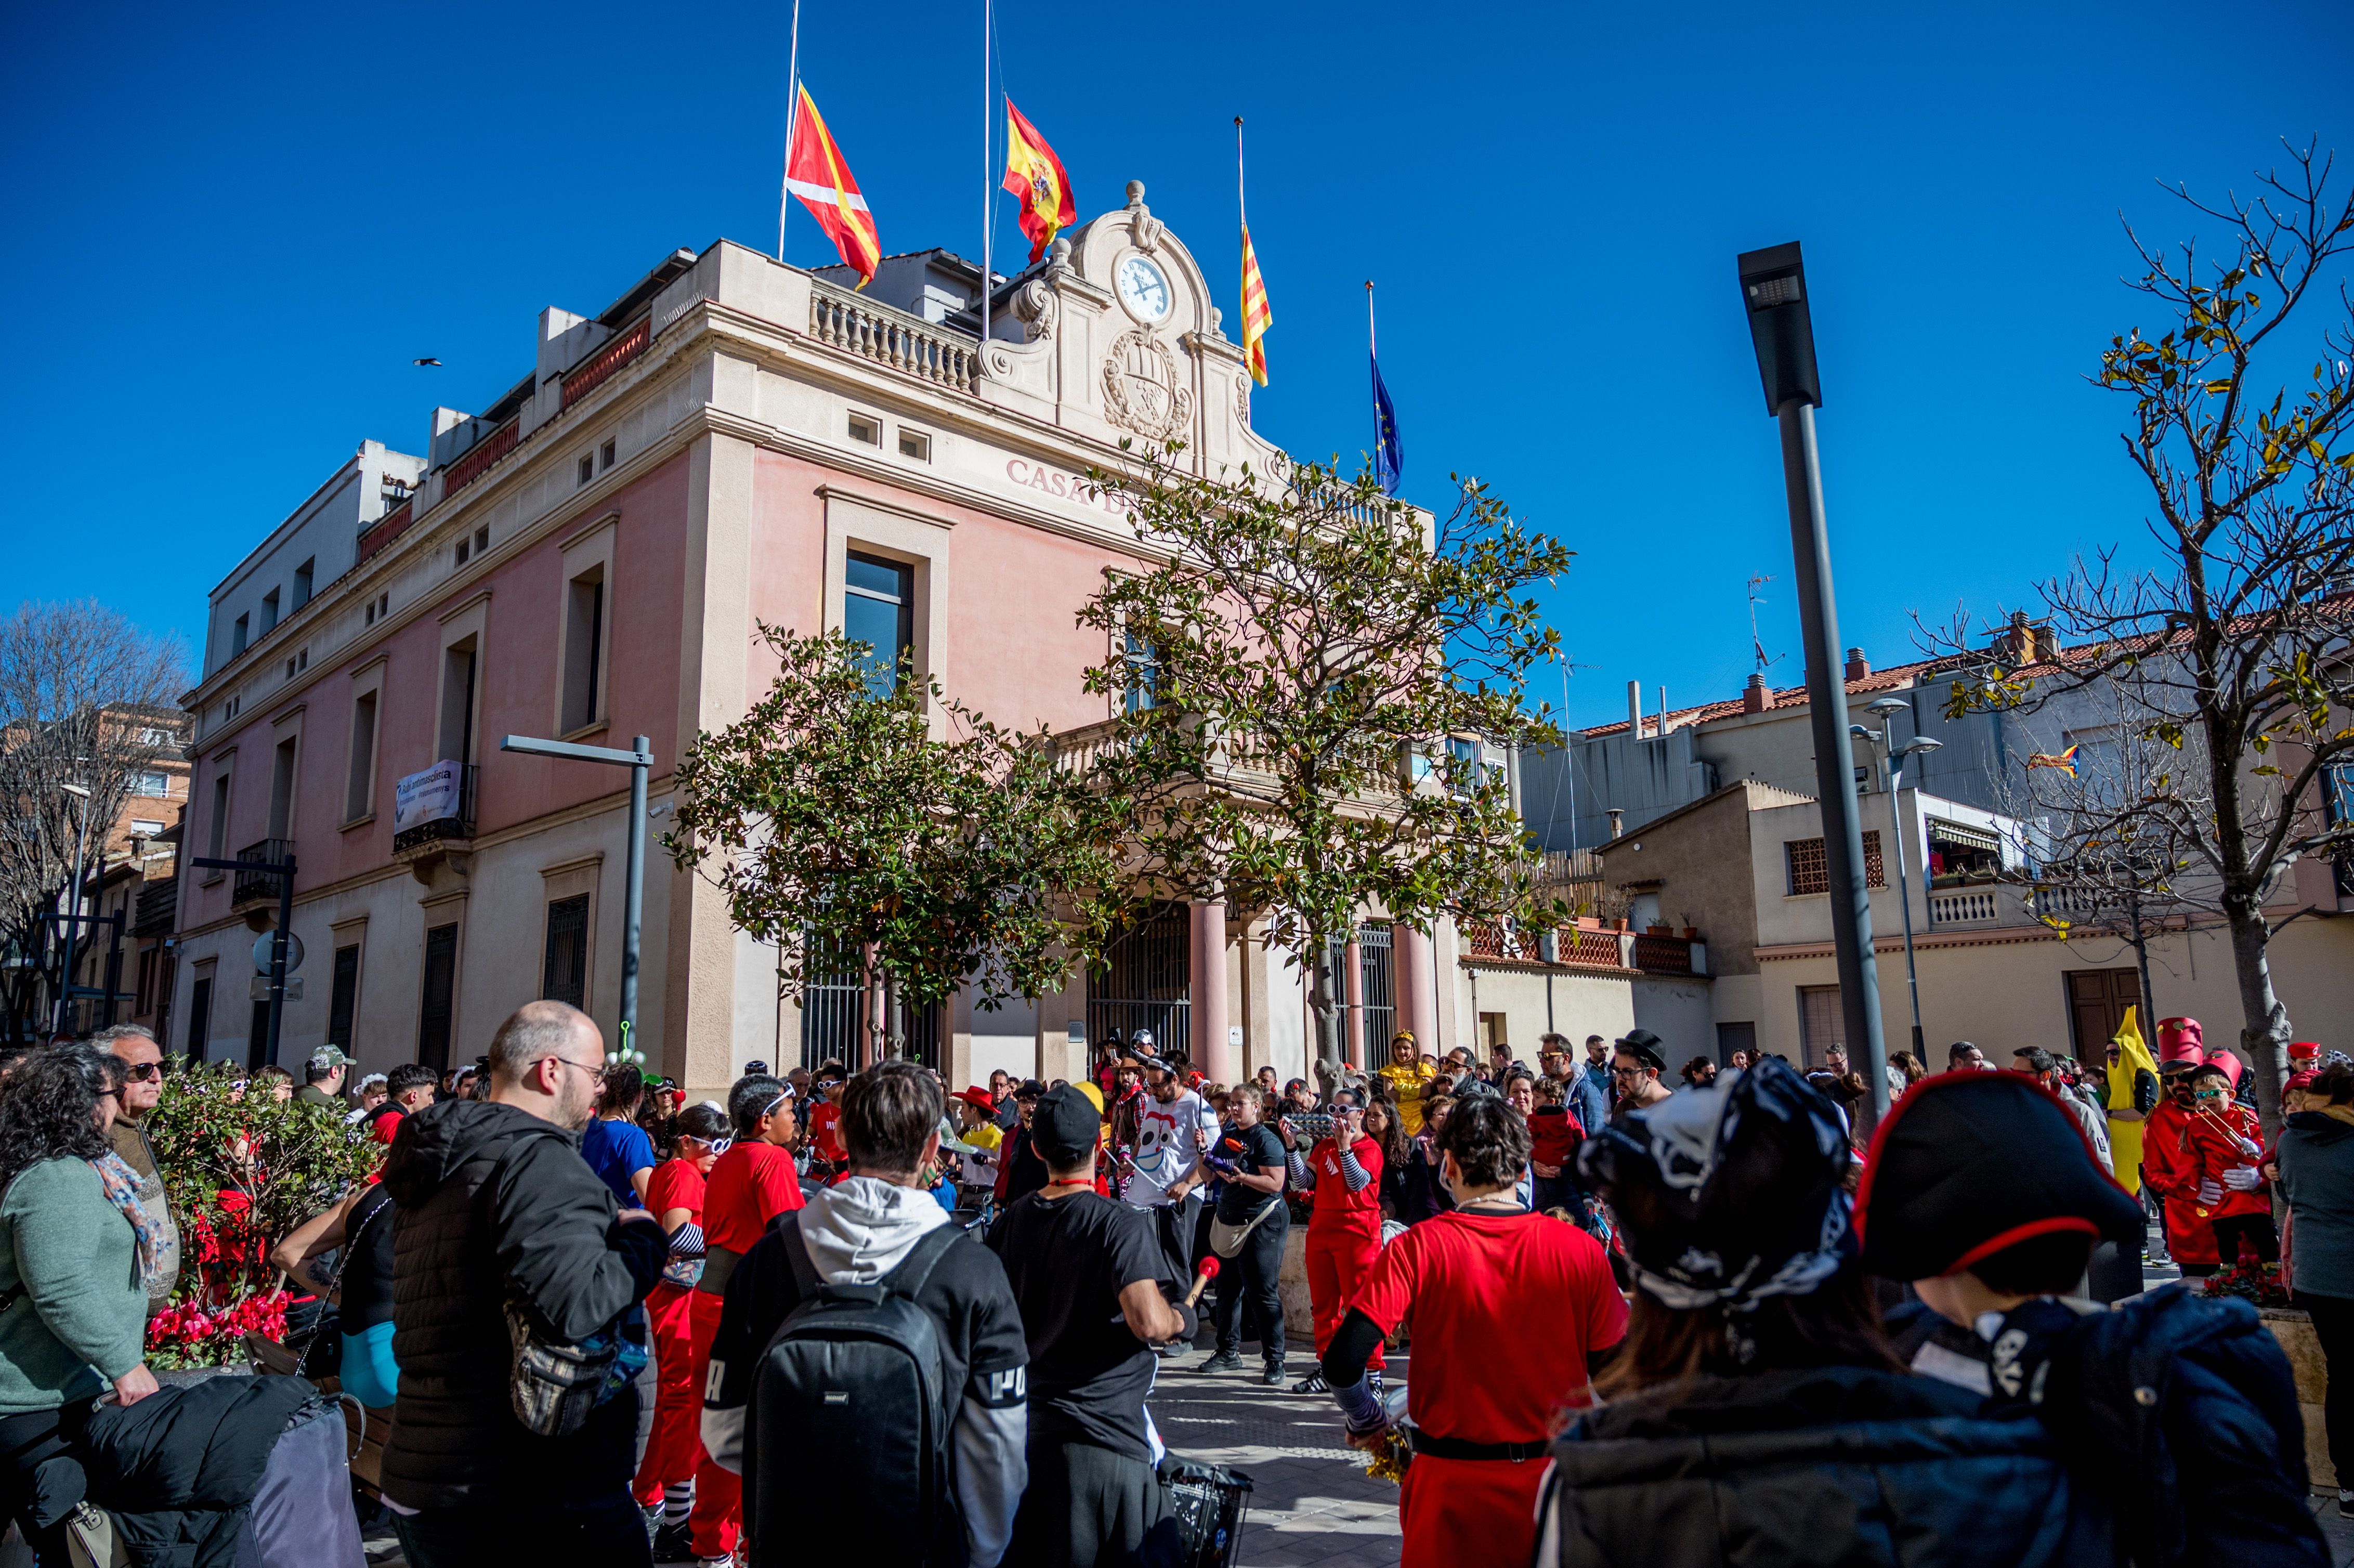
left=1002, top=98, right=1076, bottom=263
left=1240, top=223, right=1272, bottom=386
left=785, top=85, right=881, bottom=288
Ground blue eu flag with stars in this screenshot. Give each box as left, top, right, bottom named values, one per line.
left=1371, top=353, right=1403, bottom=495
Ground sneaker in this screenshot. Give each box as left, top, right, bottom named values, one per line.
left=1366, top=1368, right=1385, bottom=1397
left=1200, top=1350, right=1244, bottom=1373
left=1289, top=1371, right=1330, bottom=1394
left=2338, top=1489, right=2352, bottom=1520
left=652, top=1522, right=696, bottom=1562
left=1262, top=1362, right=1285, bottom=1386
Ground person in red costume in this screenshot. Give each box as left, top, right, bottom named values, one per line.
left=1279, top=1088, right=1385, bottom=1395
left=688, top=1076, right=802, bottom=1564
left=2143, top=1019, right=2219, bottom=1275
left=631, top=1102, right=729, bottom=1560
left=2181, top=1060, right=2279, bottom=1273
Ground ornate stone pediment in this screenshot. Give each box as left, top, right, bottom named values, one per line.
left=1102, top=330, right=1193, bottom=440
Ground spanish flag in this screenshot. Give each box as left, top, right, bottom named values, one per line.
left=785, top=85, right=881, bottom=288
left=1240, top=224, right=1272, bottom=385
left=1002, top=98, right=1075, bottom=264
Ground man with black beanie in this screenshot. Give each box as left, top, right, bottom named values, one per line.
left=987, top=1086, right=1189, bottom=1567
left=1859, top=1070, right=2326, bottom=1567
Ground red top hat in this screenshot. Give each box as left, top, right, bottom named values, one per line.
left=2156, top=1016, right=2204, bottom=1066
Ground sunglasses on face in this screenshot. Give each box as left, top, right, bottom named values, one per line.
left=123, top=1062, right=167, bottom=1083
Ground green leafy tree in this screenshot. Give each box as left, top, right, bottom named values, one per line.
left=1937, top=141, right=2354, bottom=1142
left=666, top=626, right=1132, bottom=1060
left=1077, top=446, right=1572, bottom=1090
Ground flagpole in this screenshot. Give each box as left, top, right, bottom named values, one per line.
left=778, top=0, right=803, bottom=260
left=980, top=0, right=992, bottom=347
left=1234, top=115, right=1247, bottom=324
left=1366, top=279, right=1377, bottom=454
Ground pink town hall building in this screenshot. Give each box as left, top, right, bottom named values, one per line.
left=169, top=187, right=1513, bottom=1100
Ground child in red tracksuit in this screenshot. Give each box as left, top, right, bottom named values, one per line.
left=1282, top=1091, right=1385, bottom=1394
left=631, top=1110, right=727, bottom=1556
left=2183, top=1060, right=2277, bottom=1272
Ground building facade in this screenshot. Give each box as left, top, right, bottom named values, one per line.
left=176, top=191, right=1648, bottom=1097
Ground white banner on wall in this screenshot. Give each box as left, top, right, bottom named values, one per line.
left=394, top=759, right=463, bottom=833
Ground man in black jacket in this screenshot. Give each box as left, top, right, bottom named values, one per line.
left=381, top=1000, right=668, bottom=1567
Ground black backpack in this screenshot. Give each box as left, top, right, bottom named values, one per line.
left=745, top=1213, right=965, bottom=1566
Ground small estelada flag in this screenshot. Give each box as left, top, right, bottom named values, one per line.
left=1002, top=98, right=1076, bottom=263
left=1240, top=224, right=1273, bottom=386
left=786, top=85, right=881, bottom=288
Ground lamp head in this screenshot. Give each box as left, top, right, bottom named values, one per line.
left=1849, top=725, right=1880, bottom=744
left=1737, top=241, right=1822, bottom=413
left=58, top=783, right=90, bottom=800
left=1894, top=737, right=1945, bottom=759
left=1866, top=697, right=1910, bottom=717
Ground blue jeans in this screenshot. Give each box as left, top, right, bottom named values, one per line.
left=393, top=1488, right=652, bottom=1568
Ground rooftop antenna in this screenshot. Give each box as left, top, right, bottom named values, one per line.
left=1746, top=573, right=1784, bottom=674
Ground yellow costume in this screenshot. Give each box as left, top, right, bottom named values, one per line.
left=2104, top=1007, right=2161, bottom=1196
left=1377, top=1059, right=1439, bottom=1137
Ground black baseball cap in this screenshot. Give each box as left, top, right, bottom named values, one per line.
left=1030, top=1084, right=1102, bottom=1165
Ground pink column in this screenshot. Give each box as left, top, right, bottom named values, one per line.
left=1191, top=899, right=1234, bottom=1083
left=1395, top=925, right=1440, bottom=1059
left=1344, top=936, right=1366, bottom=1070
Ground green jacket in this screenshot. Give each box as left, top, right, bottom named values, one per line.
left=0, top=1157, right=147, bottom=1412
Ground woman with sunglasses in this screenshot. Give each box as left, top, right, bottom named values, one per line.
left=0, top=1043, right=163, bottom=1559
left=632, top=1102, right=731, bottom=1560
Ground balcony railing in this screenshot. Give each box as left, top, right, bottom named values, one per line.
left=1631, top=933, right=1694, bottom=974
left=564, top=317, right=650, bottom=409
left=808, top=281, right=981, bottom=394
left=392, top=765, right=479, bottom=855
left=232, top=839, right=293, bottom=905
left=357, top=499, right=414, bottom=564
left=441, top=420, right=519, bottom=497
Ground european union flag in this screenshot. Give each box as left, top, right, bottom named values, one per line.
left=1371, top=354, right=1403, bottom=495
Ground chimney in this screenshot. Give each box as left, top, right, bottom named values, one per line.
left=1607, top=808, right=1625, bottom=839
left=1658, top=686, right=1668, bottom=737
left=1743, top=672, right=1772, bottom=714
left=1844, top=646, right=1870, bottom=682
left=1997, top=610, right=2041, bottom=667
left=1627, top=681, right=1643, bottom=737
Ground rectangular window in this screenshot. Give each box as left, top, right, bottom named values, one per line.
left=1122, top=632, right=1159, bottom=714
left=455, top=537, right=469, bottom=566
left=347, top=692, right=378, bottom=821
left=1446, top=736, right=1480, bottom=796
left=207, top=770, right=231, bottom=858
left=259, top=589, right=280, bottom=634
left=129, top=818, right=164, bottom=836
left=542, top=895, right=590, bottom=1008
left=231, top=615, right=249, bottom=657
left=600, top=439, right=616, bottom=470
left=419, top=923, right=459, bottom=1070
left=135, top=949, right=156, bottom=1016
left=293, top=558, right=315, bottom=610
left=847, top=412, right=881, bottom=446
left=1785, top=832, right=1885, bottom=895
left=328, top=944, right=360, bottom=1051
left=898, top=428, right=931, bottom=461
left=843, top=552, right=914, bottom=696
left=136, top=772, right=169, bottom=795
left=578, top=454, right=594, bottom=487
left=268, top=736, right=298, bottom=840
left=474, top=526, right=489, bottom=556
left=439, top=644, right=478, bottom=763
left=562, top=567, right=607, bottom=732
left=1797, top=986, right=1843, bottom=1068
left=186, top=975, right=212, bottom=1058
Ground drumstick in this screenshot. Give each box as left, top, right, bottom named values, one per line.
left=1184, top=1257, right=1222, bottom=1308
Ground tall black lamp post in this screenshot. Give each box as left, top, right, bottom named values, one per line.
left=1737, top=240, right=1889, bottom=1126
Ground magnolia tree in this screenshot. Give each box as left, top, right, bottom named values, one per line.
left=1935, top=141, right=2354, bottom=1141
left=1078, top=445, right=1572, bottom=1091
left=666, top=626, right=1133, bottom=1062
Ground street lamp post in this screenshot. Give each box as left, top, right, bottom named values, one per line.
left=1863, top=699, right=1942, bottom=1060
left=501, top=734, right=654, bottom=1063
left=1738, top=240, right=1889, bottom=1126
left=51, top=782, right=92, bottom=1036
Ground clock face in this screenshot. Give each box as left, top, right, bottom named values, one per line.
left=1117, top=256, right=1172, bottom=322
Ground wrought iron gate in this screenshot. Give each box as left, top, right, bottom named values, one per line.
left=1088, top=903, right=1191, bottom=1059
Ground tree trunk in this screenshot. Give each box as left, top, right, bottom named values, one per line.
left=2126, top=892, right=2158, bottom=1027
left=2225, top=904, right=2293, bottom=1150
left=1305, top=937, right=1346, bottom=1098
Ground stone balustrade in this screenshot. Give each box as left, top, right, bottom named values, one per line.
left=807, top=281, right=980, bottom=393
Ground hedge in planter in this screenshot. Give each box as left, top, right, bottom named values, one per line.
left=141, top=1060, right=382, bottom=1367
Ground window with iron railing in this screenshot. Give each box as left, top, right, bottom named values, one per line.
left=1786, top=832, right=1884, bottom=896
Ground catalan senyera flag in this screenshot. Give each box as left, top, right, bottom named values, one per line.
left=1002, top=98, right=1076, bottom=264
left=1240, top=224, right=1272, bottom=386
left=786, top=85, right=881, bottom=288
left=2026, top=743, right=2080, bottom=777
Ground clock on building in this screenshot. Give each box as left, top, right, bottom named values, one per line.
left=1115, top=255, right=1172, bottom=323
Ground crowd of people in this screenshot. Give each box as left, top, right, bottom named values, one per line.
left=0, top=1004, right=2345, bottom=1566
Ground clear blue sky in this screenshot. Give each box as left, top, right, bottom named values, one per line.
left=5, top=0, right=2346, bottom=726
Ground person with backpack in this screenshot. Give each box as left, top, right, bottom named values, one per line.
left=987, top=1085, right=1191, bottom=1568
left=700, top=1062, right=1027, bottom=1566
left=378, top=1001, right=669, bottom=1567
left=1859, top=1067, right=2327, bottom=1567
